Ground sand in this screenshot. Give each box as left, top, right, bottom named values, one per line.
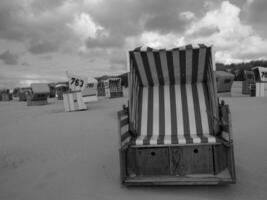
left=0, top=88, right=267, bottom=200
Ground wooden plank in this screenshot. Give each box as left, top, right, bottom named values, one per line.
left=227, top=144, right=236, bottom=183
left=213, top=144, right=227, bottom=174
left=134, top=147, right=170, bottom=176
left=119, top=148, right=127, bottom=183
left=126, top=148, right=138, bottom=177
left=170, top=145, right=213, bottom=175
left=124, top=171, right=234, bottom=185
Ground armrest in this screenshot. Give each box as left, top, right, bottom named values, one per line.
left=219, top=103, right=233, bottom=144
left=118, top=106, right=132, bottom=148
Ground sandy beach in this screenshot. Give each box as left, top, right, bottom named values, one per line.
left=0, top=90, right=267, bottom=200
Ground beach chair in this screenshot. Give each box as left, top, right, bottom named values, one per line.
left=118, top=44, right=236, bottom=185
left=104, top=78, right=123, bottom=98
left=242, top=70, right=255, bottom=95
left=216, top=71, right=235, bottom=95
left=27, top=83, right=50, bottom=106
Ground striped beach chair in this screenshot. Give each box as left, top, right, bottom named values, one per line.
left=118, top=44, right=236, bottom=185
left=27, top=83, right=50, bottom=106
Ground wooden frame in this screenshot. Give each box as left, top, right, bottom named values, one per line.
left=118, top=101, right=236, bottom=185
left=26, top=93, right=49, bottom=106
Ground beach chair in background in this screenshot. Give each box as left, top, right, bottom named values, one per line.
left=251, top=66, right=267, bottom=97
left=104, top=78, right=123, bottom=98
left=17, top=87, right=32, bottom=101
left=82, top=77, right=98, bottom=103
left=55, top=82, right=69, bottom=100
left=63, top=72, right=87, bottom=112
left=118, top=44, right=236, bottom=185
left=216, top=71, right=235, bottom=95
left=242, top=70, right=255, bottom=95
left=27, top=83, right=50, bottom=106
left=0, top=89, right=12, bottom=101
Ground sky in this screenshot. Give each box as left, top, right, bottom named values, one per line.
left=0, top=0, right=267, bottom=88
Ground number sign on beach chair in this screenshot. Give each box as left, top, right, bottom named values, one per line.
left=118, top=44, right=236, bottom=185
left=64, top=72, right=87, bottom=112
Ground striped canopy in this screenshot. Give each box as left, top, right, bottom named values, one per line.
left=130, top=44, right=214, bottom=86
left=128, top=44, right=218, bottom=146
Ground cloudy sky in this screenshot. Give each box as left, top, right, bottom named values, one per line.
left=0, top=0, right=267, bottom=88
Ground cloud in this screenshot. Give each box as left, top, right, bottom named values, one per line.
left=67, top=12, right=106, bottom=40
left=0, top=50, right=18, bottom=65
left=28, top=40, right=59, bottom=54
left=180, top=11, right=195, bottom=20
left=139, top=32, right=185, bottom=49
left=184, top=1, right=267, bottom=63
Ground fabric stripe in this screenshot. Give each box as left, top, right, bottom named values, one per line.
left=174, top=84, right=184, bottom=136
left=192, top=84, right=203, bottom=134
left=197, top=83, right=210, bottom=134
left=164, top=135, right=172, bottom=145
left=191, top=134, right=201, bottom=144
left=149, top=135, right=159, bottom=145
left=164, top=85, right=171, bottom=136
left=157, top=135, right=164, bottom=145
left=134, top=52, right=148, bottom=86
left=147, top=87, right=154, bottom=136
left=192, top=49, right=199, bottom=83
left=186, top=84, right=199, bottom=143
left=172, top=50, right=181, bottom=84
left=137, top=87, right=143, bottom=136
left=198, top=47, right=206, bottom=82
left=204, top=134, right=217, bottom=143
left=159, top=51, right=169, bottom=84
left=143, top=134, right=152, bottom=145
left=166, top=51, right=175, bottom=84
left=153, top=86, right=159, bottom=137
left=140, top=87, right=148, bottom=135
left=192, top=84, right=209, bottom=143
left=202, top=83, right=213, bottom=134
left=178, top=135, right=186, bottom=144
left=171, top=135, right=178, bottom=144
left=147, top=51, right=160, bottom=85
left=141, top=52, right=154, bottom=86
left=185, top=47, right=193, bottom=83
left=180, top=84, right=191, bottom=142
left=180, top=50, right=186, bottom=84
left=169, top=85, right=177, bottom=136
left=130, top=53, right=143, bottom=86
left=135, top=135, right=146, bottom=145
left=203, top=47, right=210, bottom=82
left=154, top=52, right=165, bottom=85
left=158, top=85, right=165, bottom=143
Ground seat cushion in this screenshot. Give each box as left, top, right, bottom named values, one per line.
left=132, top=134, right=218, bottom=145
left=134, top=83, right=217, bottom=146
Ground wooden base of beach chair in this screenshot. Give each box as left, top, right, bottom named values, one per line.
left=27, top=99, right=48, bottom=106
left=110, top=92, right=123, bottom=98
left=63, top=91, right=87, bottom=112
left=120, top=143, right=236, bottom=185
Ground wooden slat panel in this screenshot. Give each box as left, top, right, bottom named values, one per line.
left=135, top=148, right=170, bottom=176
left=170, top=146, right=213, bottom=175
